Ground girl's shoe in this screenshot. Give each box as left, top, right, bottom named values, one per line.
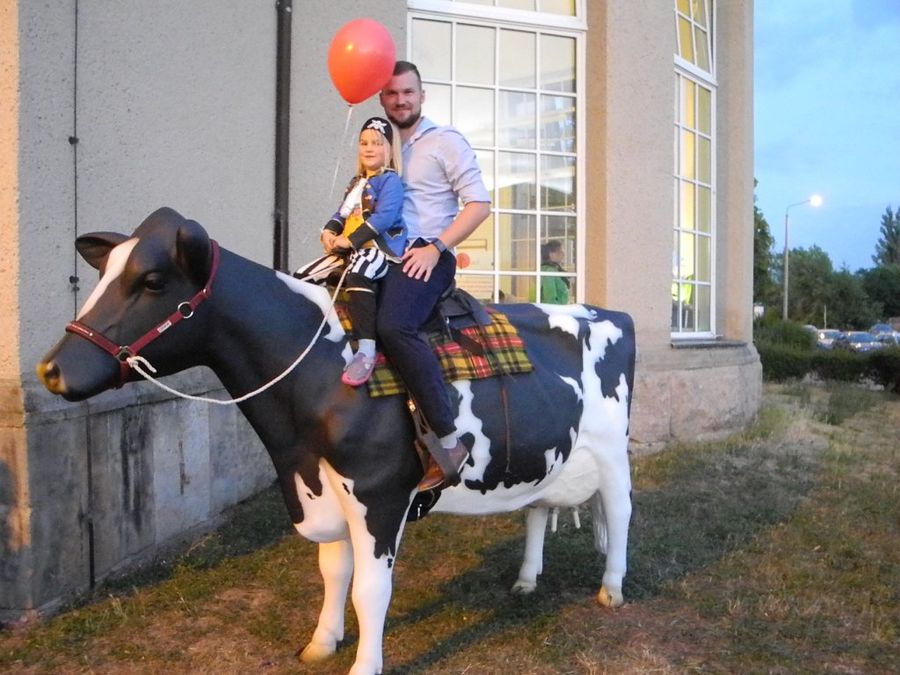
left=341, top=352, right=376, bottom=386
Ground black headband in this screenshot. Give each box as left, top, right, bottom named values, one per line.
left=360, top=116, right=393, bottom=145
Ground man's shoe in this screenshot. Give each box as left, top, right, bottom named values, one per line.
left=416, top=440, right=469, bottom=492
left=341, top=352, right=376, bottom=387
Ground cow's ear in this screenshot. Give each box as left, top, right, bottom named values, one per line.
left=175, top=218, right=212, bottom=285
left=75, top=232, right=130, bottom=270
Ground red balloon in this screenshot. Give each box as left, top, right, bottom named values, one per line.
left=457, top=252, right=471, bottom=269
left=328, top=19, right=397, bottom=105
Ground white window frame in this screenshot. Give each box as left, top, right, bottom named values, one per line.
left=408, top=0, right=586, bottom=304
left=673, top=0, right=717, bottom=337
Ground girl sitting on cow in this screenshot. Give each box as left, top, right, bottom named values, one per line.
left=295, top=116, right=407, bottom=386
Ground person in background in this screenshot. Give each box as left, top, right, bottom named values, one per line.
left=378, top=60, right=491, bottom=492
left=540, top=240, right=570, bottom=304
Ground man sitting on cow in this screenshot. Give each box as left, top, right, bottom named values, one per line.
left=377, top=61, right=492, bottom=492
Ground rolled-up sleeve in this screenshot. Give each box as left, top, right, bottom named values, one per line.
left=439, top=129, right=491, bottom=205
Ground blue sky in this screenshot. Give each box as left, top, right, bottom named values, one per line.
left=754, top=0, right=900, bottom=272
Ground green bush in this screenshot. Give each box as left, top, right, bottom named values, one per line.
left=867, top=347, right=900, bottom=393
left=756, top=344, right=812, bottom=382
left=753, top=317, right=816, bottom=351
left=811, top=349, right=867, bottom=383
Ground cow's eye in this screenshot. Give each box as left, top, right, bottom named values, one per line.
left=143, top=273, right=166, bottom=293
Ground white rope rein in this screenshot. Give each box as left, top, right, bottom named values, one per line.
left=126, top=265, right=350, bottom=406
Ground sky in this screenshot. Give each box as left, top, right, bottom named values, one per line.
left=754, top=0, right=900, bottom=272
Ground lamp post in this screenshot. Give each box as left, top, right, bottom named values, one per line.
left=782, top=194, right=823, bottom=321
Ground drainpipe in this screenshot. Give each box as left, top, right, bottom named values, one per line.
left=273, top=0, right=292, bottom=271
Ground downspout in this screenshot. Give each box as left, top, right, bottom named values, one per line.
left=273, top=0, right=292, bottom=271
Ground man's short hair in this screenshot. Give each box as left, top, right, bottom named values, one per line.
left=393, top=60, right=422, bottom=86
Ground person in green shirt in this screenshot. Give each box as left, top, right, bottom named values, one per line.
left=540, top=240, right=570, bottom=304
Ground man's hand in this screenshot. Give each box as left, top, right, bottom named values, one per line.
left=402, top=244, right=440, bottom=281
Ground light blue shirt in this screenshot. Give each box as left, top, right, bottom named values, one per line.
left=400, top=117, right=490, bottom=244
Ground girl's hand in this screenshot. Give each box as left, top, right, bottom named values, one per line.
left=331, top=235, right=352, bottom=252
left=321, top=231, right=337, bottom=253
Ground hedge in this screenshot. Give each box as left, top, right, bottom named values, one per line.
left=756, top=343, right=900, bottom=392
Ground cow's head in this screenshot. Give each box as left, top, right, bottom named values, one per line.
left=37, top=207, right=214, bottom=401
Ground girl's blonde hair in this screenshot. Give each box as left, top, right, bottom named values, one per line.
left=356, top=120, right=403, bottom=176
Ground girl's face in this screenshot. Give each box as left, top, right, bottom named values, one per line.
left=359, top=129, right=389, bottom=174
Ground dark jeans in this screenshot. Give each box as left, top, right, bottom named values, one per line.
left=376, top=240, right=457, bottom=437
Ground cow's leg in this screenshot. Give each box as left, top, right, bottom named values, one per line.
left=593, top=448, right=632, bottom=608
left=300, top=538, right=353, bottom=663
left=590, top=494, right=608, bottom=555
left=346, top=517, right=403, bottom=675
left=512, top=506, right=549, bottom=594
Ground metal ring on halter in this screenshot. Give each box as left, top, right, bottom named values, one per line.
left=177, top=302, right=194, bottom=318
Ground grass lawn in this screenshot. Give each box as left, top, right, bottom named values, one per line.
left=1, top=382, right=897, bottom=674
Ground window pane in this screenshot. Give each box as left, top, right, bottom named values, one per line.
left=677, top=0, right=690, bottom=14
left=679, top=231, right=695, bottom=279
left=541, top=95, right=575, bottom=152
left=500, top=30, right=535, bottom=88
left=680, top=182, right=695, bottom=230
left=697, top=86, right=711, bottom=134
left=677, top=17, right=694, bottom=62
left=697, top=136, right=711, bottom=184
left=460, top=213, right=494, bottom=271
left=692, top=0, right=708, bottom=28
left=696, top=285, right=711, bottom=331
left=424, top=83, right=451, bottom=126
left=681, top=79, right=695, bottom=127
left=475, top=149, right=495, bottom=201
left=680, top=130, right=695, bottom=178
left=695, top=27, right=710, bottom=71
left=499, top=91, right=536, bottom=149
left=411, top=19, right=451, bottom=80
left=542, top=215, right=576, bottom=273
left=457, top=87, right=495, bottom=147
left=540, top=35, right=575, bottom=92
left=697, top=186, right=711, bottom=233
left=457, top=274, right=495, bottom=303
left=500, top=275, right=536, bottom=303
left=540, top=0, right=575, bottom=15
left=498, top=152, right=536, bottom=209
left=499, top=213, right=536, bottom=271
left=457, top=24, right=495, bottom=85
left=697, top=235, right=711, bottom=282
left=499, top=0, right=536, bottom=10
left=540, top=155, right=575, bottom=212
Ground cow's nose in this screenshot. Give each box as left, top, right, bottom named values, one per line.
left=36, top=361, right=64, bottom=394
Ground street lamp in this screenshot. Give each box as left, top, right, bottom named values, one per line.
left=782, top=194, right=823, bottom=320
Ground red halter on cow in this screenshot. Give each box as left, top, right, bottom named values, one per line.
left=37, top=207, right=636, bottom=675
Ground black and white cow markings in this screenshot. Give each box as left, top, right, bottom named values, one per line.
left=38, top=207, right=636, bottom=675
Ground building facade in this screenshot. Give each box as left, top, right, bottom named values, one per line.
left=0, top=0, right=758, bottom=620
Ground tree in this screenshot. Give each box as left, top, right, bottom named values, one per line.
left=753, top=200, right=776, bottom=304
left=786, top=245, right=832, bottom=325
left=860, top=265, right=900, bottom=318
left=828, top=270, right=880, bottom=329
left=872, top=205, right=900, bottom=267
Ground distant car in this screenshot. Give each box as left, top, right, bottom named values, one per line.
left=870, top=323, right=893, bottom=336
left=816, top=329, right=842, bottom=350
left=802, top=324, right=818, bottom=334
left=876, top=332, right=900, bottom=348
left=833, top=331, right=884, bottom=353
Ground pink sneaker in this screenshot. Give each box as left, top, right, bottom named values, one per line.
left=341, top=352, right=376, bottom=387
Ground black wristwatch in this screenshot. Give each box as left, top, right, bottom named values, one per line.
left=432, top=238, right=448, bottom=254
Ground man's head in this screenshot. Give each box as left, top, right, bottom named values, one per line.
left=380, top=60, right=424, bottom=130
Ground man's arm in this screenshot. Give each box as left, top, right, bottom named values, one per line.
left=401, top=201, right=490, bottom=281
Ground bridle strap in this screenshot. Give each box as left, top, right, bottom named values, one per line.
left=65, top=240, right=221, bottom=387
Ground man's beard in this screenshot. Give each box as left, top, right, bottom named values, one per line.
left=390, top=109, right=422, bottom=130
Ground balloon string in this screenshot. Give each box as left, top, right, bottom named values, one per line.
left=329, top=105, right=355, bottom=200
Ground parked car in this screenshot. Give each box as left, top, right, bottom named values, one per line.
left=833, top=331, right=884, bottom=353
left=876, top=332, right=900, bottom=347
left=816, top=329, right=842, bottom=350
left=869, top=323, right=893, bottom=336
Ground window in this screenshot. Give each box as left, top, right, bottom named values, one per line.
left=673, top=0, right=715, bottom=334
left=409, top=2, right=583, bottom=303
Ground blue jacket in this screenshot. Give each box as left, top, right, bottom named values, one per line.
left=323, top=169, right=408, bottom=257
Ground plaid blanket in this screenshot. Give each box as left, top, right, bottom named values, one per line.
left=335, top=305, right=533, bottom=397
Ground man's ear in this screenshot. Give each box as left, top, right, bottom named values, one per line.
left=75, top=232, right=130, bottom=270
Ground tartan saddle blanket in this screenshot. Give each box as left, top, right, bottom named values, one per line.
left=334, top=292, right=533, bottom=398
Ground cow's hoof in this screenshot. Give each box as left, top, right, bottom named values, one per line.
left=596, top=586, right=624, bottom=608
left=511, top=579, right=537, bottom=594
left=298, top=639, right=337, bottom=663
